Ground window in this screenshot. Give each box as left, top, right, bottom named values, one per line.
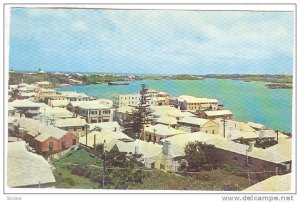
left=103, top=110, right=110, bottom=114
left=233, top=156, right=238, bottom=161
left=72, top=139, right=77, bottom=145
left=212, top=130, right=215, bottom=134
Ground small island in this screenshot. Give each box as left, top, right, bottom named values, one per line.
left=265, top=83, right=292, bottom=89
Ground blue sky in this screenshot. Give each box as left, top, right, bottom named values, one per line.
left=9, top=8, right=294, bottom=74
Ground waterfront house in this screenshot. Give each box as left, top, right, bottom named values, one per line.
left=7, top=141, right=56, bottom=188
left=198, top=109, right=233, bottom=120
left=169, top=95, right=219, bottom=112
left=177, top=116, right=220, bottom=134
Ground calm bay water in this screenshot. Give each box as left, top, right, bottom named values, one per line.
left=54, top=79, right=293, bottom=133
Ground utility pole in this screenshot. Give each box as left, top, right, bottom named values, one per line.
left=102, top=140, right=106, bottom=189
left=222, top=115, right=228, bottom=138
left=85, top=123, right=88, bottom=146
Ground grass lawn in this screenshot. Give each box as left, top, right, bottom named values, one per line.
left=53, top=149, right=101, bottom=165
left=52, top=149, right=101, bottom=189
left=129, top=169, right=256, bottom=191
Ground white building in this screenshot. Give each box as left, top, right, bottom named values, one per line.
left=74, top=101, right=113, bottom=123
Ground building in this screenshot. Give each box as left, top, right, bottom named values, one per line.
left=110, top=140, right=163, bottom=168
left=155, top=116, right=178, bottom=128
left=19, top=92, right=36, bottom=100
left=113, top=91, right=169, bottom=108
left=35, top=81, right=51, bottom=88
left=178, top=117, right=220, bottom=134
left=198, top=109, right=233, bottom=120
left=7, top=141, right=56, bottom=188
left=54, top=118, right=88, bottom=137
left=16, top=117, right=79, bottom=153
left=79, top=130, right=133, bottom=151
left=247, top=121, right=267, bottom=131
left=169, top=95, right=219, bottom=112
left=71, top=101, right=113, bottom=123
left=159, top=132, right=291, bottom=172
left=113, top=93, right=140, bottom=108
left=50, top=100, right=70, bottom=108
left=40, top=107, right=75, bottom=120
left=143, top=124, right=184, bottom=143
left=8, top=106, right=17, bottom=117
left=61, top=91, right=91, bottom=101
left=8, top=99, right=43, bottom=118
left=36, top=88, right=61, bottom=102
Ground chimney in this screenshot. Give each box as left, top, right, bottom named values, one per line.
left=247, top=142, right=254, bottom=152
left=162, top=141, right=171, bottom=156
left=134, top=146, right=139, bottom=154
left=276, top=130, right=279, bottom=143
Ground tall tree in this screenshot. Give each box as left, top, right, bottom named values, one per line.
left=183, top=141, right=219, bottom=171
left=126, top=84, right=154, bottom=139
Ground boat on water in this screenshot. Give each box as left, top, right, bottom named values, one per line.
left=108, top=82, right=129, bottom=85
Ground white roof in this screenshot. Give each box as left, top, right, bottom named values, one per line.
left=144, top=124, right=184, bottom=136
left=117, top=106, right=135, bottom=113
left=8, top=105, right=16, bottom=111
left=42, top=107, right=74, bottom=118
left=204, top=110, right=233, bottom=116
left=51, top=100, right=70, bottom=107
left=39, top=88, right=56, bottom=93
left=156, top=116, right=178, bottom=125
left=61, top=91, right=89, bottom=98
left=17, top=117, right=68, bottom=141
left=215, top=119, right=255, bottom=133
left=35, top=81, right=50, bottom=85
left=178, top=117, right=214, bottom=126
left=178, top=95, right=218, bottom=103
left=244, top=173, right=291, bottom=192
left=8, top=117, right=19, bottom=124
left=70, top=101, right=111, bottom=110
left=161, top=132, right=292, bottom=163
left=79, top=130, right=133, bottom=151
left=96, top=98, right=113, bottom=107
left=7, top=141, right=56, bottom=187
left=151, top=105, right=184, bottom=118
left=20, top=92, right=36, bottom=97
left=247, top=121, right=266, bottom=130
left=55, top=118, right=87, bottom=128
left=9, top=99, right=43, bottom=108
left=89, top=121, right=121, bottom=132
left=114, top=140, right=163, bottom=159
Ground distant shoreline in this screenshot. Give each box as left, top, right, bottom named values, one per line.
left=9, top=71, right=293, bottom=90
